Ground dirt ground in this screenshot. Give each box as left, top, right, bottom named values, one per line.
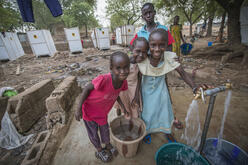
left=0, top=38, right=248, bottom=164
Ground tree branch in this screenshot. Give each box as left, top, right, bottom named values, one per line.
left=192, top=12, right=204, bottom=24
left=131, top=15, right=141, bottom=25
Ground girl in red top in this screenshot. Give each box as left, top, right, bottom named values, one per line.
left=75, top=51, right=130, bottom=162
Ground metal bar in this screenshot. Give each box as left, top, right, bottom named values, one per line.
left=199, top=94, right=217, bottom=154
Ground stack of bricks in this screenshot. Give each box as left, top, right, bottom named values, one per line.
left=21, top=131, right=51, bottom=165
left=6, top=79, right=54, bottom=133
left=46, top=76, right=81, bottom=129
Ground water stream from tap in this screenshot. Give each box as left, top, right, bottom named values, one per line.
left=181, top=100, right=202, bottom=150
left=204, top=90, right=233, bottom=164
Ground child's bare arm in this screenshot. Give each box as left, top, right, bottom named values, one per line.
left=117, top=96, right=129, bottom=116
left=75, top=83, right=94, bottom=121
left=175, top=65, right=197, bottom=91
left=132, top=71, right=142, bottom=108
left=176, top=66, right=213, bottom=93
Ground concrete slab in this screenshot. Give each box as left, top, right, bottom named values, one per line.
left=52, top=109, right=169, bottom=165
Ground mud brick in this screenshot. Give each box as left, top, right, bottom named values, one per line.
left=21, top=130, right=51, bottom=165
left=46, top=76, right=81, bottom=128
left=6, top=79, right=54, bottom=133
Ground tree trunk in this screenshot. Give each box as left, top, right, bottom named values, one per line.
left=206, top=16, right=214, bottom=37
left=189, top=23, right=193, bottom=37
left=85, top=24, right=88, bottom=38
left=215, top=0, right=244, bottom=44
left=217, top=12, right=226, bottom=42
left=227, top=8, right=241, bottom=44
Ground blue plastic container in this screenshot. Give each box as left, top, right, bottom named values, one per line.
left=155, top=143, right=209, bottom=165
left=180, top=43, right=193, bottom=55
left=203, top=138, right=248, bottom=165
left=208, top=42, right=213, bottom=46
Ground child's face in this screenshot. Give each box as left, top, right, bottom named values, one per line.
left=149, top=33, right=167, bottom=60
left=132, top=41, right=148, bottom=63
left=141, top=5, right=156, bottom=24
left=111, top=56, right=130, bottom=81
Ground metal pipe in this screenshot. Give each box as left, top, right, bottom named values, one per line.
left=194, top=83, right=231, bottom=100
left=204, top=86, right=226, bottom=96
left=198, top=94, right=217, bottom=154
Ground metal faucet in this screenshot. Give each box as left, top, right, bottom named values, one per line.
left=193, top=82, right=232, bottom=154
left=194, top=82, right=232, bottom=100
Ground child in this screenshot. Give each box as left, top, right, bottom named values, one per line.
left=115, top=37, right=149, bottom=118
left=74, top=51, right=130, bottom=162
left=170, top=15, right=185, bottom=57
left=130, top=3, right=174, bottom=51
left=137, top=29, right=199, bottom=142
left=131, top=2, right=184, bottom=129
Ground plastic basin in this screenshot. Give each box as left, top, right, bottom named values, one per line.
left=110, top=116, right=146, bottom=158
left=180, top=43, right=193, bottom=55
left=203, top=138, right=248, bottom=165
left=208, top=42, right=213, bottom=46
left=155, top=143, right=209, bottom=165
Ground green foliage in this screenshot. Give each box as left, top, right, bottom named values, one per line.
left=0, top=1, right=22, bottom=31
left=60, top=0, right=97, bottom=8
left=0, top=0, right=99, bottom=33
left=110, top=14, right=126, bottom=31
left=106, top=0, right=144, bottom=30
left=62, top=1, right=98, bottom=29
left=203, top=0, right=224, bottom=20
left=155, top=0, right=207, bottom=25
left=32, top=0, right=62, bottom=31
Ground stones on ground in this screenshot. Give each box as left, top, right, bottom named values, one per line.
left=85, top=57, right=92, bottom=61
left=46, top=76, right=81, bottom=129
left=16, top=64, right=21, bottom=75
left=70, top=63, right=80, bottom=69
left=6, top=79, right=54, bottom=133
